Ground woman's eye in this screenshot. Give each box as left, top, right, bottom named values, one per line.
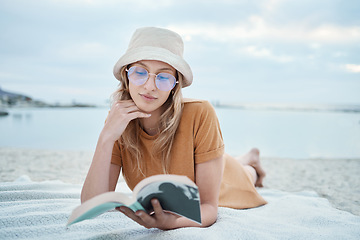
left=135, top=71, right=147, bottom=76
left=158, top=75, right=169, bottom=81
left=158, top=73, right=172, bottom=80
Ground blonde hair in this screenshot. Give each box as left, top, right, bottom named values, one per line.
left=111, top=65, right=184, bottom=176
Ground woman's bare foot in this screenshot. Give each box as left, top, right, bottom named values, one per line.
left=236, top=148, right=266, bottom=187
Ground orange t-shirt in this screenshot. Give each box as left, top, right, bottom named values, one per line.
left=111, top=99, right=266, bottom=209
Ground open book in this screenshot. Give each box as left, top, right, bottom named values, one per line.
left=67, top=174, right=201, bottom=226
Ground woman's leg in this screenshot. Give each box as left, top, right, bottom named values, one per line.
left=235, top=148, right=266, bottom=187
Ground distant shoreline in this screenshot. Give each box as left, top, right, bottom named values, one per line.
left=0, top=104, right=107, bottom=110
left=2, top=102, right=360, bottom=113
left=213, top=102, right=360, bottom=113
left=0, top=103, right=99, bottom=109
left=0, top=86, right=105, bottom=109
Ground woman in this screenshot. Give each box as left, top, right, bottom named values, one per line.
left=81, top=27, right=266, bottom=230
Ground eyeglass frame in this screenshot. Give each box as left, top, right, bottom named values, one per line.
left=125, top=65, right=179, bottom=91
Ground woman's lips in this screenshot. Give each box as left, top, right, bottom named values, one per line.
left=140, top=93, right=157, bottom=101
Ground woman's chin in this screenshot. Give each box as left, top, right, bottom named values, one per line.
left=136, top=104, right=155, bottom=114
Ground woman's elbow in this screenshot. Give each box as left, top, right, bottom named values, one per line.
left=200, top=204, right=219, bottom=227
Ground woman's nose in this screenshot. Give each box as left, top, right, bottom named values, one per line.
left=143, top=73, right=157, bottom=91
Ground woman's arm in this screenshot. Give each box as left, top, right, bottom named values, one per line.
left=193, top=155, right=224, bottom=226
left=80, top=135, right=121, bottom=203
left=81, top=100, right=151, bottom=203
left=119, top=155, right=224, bottom=229
left=173, top=155, right=223, bottom=228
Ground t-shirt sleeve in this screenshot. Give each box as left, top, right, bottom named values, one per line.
left=193, top=101, right=225, bottom=164
left=111, top=140, right=122, bottom=167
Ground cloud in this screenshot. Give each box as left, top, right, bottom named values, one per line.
left=240, top=45, right=294, bottom=63
left=168, top=16, right=360, bottom=44
left=57, top=42, right=109, bottom=60
left=51, top=0, right=176, bottom=8
left=345, top=64, right=360, bottom=73
left=52, top=0, right=98, bottom=4
left=57, top=86, right=97, bottom=96
left=307, top=24, right=360, bottom=44
left=261, top=0, right=286, bottom=11
left=0, top=72, right=28, bottom=82
left=1, top=0, right=359, bottom=105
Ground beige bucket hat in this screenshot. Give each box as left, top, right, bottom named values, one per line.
left=113, top=27, right=193, bottom=88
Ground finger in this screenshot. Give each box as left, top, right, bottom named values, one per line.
left=123, top=209, right=154, bottom=229
left=118, top=206, right=132, bottom=215
left=114, top=99, right=134, bottom=105
left=124, top=105, right=144, bottom=114
left=112, top=100, right=136, bottom=110
left=112, top=101, right=148, bottom=116
left=110, top=102, right=146, bottom=116
left=116, top=104, right=137, bottom=113
left=151, top=199, right=164, bottom=216
left=119, top=207, right=143, bottom=223
left=127, top=111, right=151, bottom=120
left=135, top=211, right=156, bottom=228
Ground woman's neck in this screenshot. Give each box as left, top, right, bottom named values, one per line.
left=140, top=107, right=163, bottom=136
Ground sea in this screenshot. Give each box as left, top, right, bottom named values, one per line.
left=1, top=106, right=360, bottom=159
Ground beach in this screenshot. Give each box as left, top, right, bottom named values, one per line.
left=0, top=147, right=359, bottom=216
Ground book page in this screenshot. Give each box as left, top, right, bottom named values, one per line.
left=67, top=192, right=135, bottom=226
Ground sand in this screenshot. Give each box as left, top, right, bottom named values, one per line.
left=1, top=147, right=359, bottom=216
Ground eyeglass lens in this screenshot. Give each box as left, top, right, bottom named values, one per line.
left=127, top=66, right=177, bottom=91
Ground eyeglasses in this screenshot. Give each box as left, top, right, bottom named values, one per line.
left=126, top=66, right=178, bottom=91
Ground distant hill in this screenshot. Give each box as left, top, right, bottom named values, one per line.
left=0, top=87, right=31, bottom=99
left=0, top=87, right=96, bottom=108
left=0, top=87, right=32, bottom=106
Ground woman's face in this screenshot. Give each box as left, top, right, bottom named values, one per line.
left=128, top=60, right=176, bottom=114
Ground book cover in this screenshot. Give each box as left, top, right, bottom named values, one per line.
left=67, top=174, right=201, bottom=226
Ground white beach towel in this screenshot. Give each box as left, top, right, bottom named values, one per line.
left=0, top=175, right=359, bottom=240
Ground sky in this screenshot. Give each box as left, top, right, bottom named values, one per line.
left=0, top=0, right=359, bottom=106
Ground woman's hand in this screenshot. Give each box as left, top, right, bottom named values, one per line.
left=118, top=199, right=181, bottom=230
left=81, top=100, right=149, bottom=203
left=102, top=100, right=151, bottom=143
